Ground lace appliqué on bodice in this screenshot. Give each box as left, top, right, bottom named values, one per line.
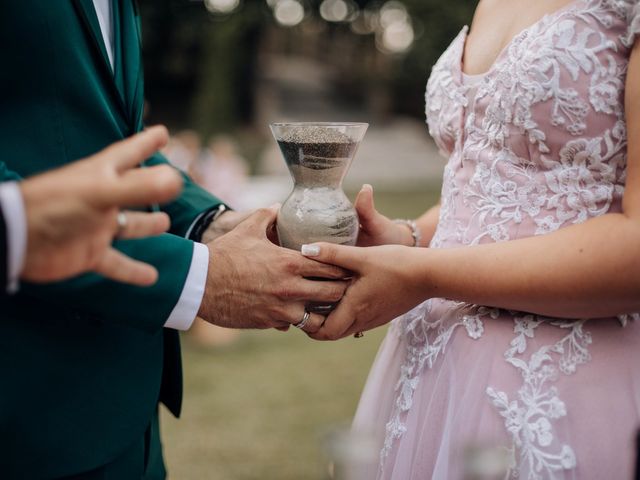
left=381, top=1, right=640, bottom=478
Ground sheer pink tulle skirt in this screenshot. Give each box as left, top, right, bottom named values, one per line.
left=352, top=303, right=640, bottom=480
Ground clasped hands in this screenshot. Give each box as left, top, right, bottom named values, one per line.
left=197, top=184, right=430, bottom=340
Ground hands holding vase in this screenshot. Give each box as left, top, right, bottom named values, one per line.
left=301, top=183, right=439, bottom=340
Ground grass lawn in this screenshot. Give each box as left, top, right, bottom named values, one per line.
left=161, top=186, right=441, bottom=479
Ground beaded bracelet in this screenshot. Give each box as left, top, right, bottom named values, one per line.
left=392, top=219, right=422, bottom=247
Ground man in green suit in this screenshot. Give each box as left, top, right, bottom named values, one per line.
left=0, top=2, right=346, bottom=478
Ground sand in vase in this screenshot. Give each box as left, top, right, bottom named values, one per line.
left=275, top=126, right=363, bottom=314
left=276, top=130, right=360, bottom=250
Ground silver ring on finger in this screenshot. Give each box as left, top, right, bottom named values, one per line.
left=116, top=211, right=128, bottom=236
left=295, top=310, right=311, bottom=330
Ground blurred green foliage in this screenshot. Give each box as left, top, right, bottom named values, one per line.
left=392, top=0, right=476, bottom=114
left=139, top=0, right=475, bottom=136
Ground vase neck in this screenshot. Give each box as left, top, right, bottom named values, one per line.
left=278, top=140, right=357, bottom=189
left=287, top=163, right=350, bottom=189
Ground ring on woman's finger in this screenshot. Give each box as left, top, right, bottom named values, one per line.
left=294, top=310, right=311, bottom=330
left=354, top=331, right=364, bottom=339
left=116, top=211, right=128, bottom=236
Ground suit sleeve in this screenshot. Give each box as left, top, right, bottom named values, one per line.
left=0, top=158, right=220, bottom=333
left=21, top=235, right=198, bottom=333
left=145, top=151, right=227, bottom=237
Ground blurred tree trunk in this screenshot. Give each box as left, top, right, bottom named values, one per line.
left=190, top=8, right=263, bottom=138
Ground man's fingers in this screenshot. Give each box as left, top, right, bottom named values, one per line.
left=97, top=125, right=170, bottom=172
left=293, top=279, right=347, bottom=303
left=299, top=312, right=326, bottom=334
left=110, top=165, right=183, bottom=207
left=301, top=243, right=363, bottom=271
left=298, top=257, right=350, bottom=279
left=93, top=248, right=159, bottom=286
left=238, top=205, right=279, bottom=236
left=115, top=211, right=171, bottom=239
left=283, top=306, right=325, bottom=334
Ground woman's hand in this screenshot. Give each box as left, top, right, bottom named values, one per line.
left=355, top=184, right=414, bottom=247
left=300, top=242, right=431, bottom=340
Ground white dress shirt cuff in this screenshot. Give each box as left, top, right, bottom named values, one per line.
left=163, top=241, right=209, bottom=331
left=0, top=182, right=27, bottom=294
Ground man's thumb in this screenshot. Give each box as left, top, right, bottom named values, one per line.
left=240, top=204, right=279, bottom=235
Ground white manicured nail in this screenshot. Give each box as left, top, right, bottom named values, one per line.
left=269, top=202, right=282, bottom=209
left=301, top=244, right=320, bottom=257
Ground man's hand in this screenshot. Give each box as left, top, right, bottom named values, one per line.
left=200, top=210, right=251, bottom=244
left=197, top=206, right=350, bottom=333
left=20, top=126, right=182, bottom=286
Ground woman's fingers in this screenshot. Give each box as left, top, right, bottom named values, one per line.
left=354, top=184, right=377, bottom=226
left=298, top=279, right=347, bottom=303
left=115, top=211, right=171, bottom=239
left=297, top=256, right=350, bottom=279
left=301, top=243, right=364, bottom=271
left=93, top=247, right=159, bottom=286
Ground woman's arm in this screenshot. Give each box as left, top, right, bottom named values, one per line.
left=303, top=40, right=640, bottom=340
left=426, top=38, right=640, bottom=318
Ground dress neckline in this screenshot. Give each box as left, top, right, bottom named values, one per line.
left=459, top=0, right=584, bottom=78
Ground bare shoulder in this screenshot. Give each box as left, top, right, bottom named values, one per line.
left=467, top=0, right=504, bottom=33
left=471, top=0, right=501, bottom=20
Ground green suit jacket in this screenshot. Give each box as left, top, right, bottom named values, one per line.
left=0, top=1, right=223, bottom=477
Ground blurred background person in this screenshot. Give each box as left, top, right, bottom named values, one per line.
left=194, top=135, right=249, bottom=209
left=162, top=129, right=203, bottom=175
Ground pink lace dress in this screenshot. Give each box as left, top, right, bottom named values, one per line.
left=352, top=1, right=640, bottom=479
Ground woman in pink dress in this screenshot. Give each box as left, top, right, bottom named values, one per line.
left=302, top=0, right=640, bottom=478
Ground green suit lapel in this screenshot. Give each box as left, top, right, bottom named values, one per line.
left=111, top=0, right=126, bottom=99
left=114, top=0, right=145, bottom=131
left=72, top=0, right=112, bottom=75
left=72, top=0, right=130, bottom=125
